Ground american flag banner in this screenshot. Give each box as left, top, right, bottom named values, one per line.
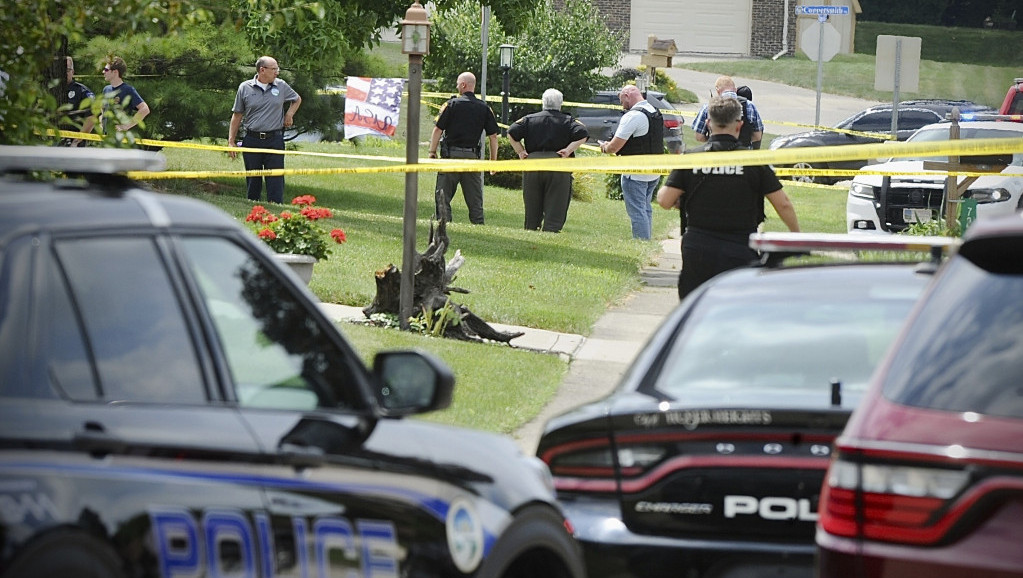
left=343, top=77, right=405, bottom=140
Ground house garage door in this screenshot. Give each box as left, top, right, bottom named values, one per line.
left=630, top=0, right=752, bottom=55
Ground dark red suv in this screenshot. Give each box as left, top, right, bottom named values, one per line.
left=816, top=214, right=1023, bottom=578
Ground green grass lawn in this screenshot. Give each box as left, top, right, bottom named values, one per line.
left=151, top=141, right=843, bottom=433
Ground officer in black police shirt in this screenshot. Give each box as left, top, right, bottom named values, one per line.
left=657, top=96, right=800, bottom=300
left=428, top=71, right=500, bottom=225
left=507, top=88, right=588, bottom=232
left=63, top=56, right=97, bottom=147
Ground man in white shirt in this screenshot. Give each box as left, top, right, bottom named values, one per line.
left=598, top=85, right=664, bottom=239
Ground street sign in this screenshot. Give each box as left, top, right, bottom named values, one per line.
left=795, top=5, right=850, bottom=16
left=801, top=21, right=841, bottom=63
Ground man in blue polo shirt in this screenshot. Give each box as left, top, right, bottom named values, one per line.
left=228, top=55, right=302, bottom=203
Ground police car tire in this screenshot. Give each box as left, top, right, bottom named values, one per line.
left=4, top=529, right=124, bottom=578
left=474, top=505, right=585, bottom=578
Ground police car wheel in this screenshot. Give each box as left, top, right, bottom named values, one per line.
left=4, top=529, right=124, bottom=578
left=475, top=505, right=585, bottom=578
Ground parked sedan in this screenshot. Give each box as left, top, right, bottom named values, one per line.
left=847, top=119, right=1023, bottom=234
left=535, top=233, right=952, bottom=578
left=572, top=90, right=684, bottom=153
left=769, top=100, right=993, bottom=184
left=817, top=214, right=1023, bottom=578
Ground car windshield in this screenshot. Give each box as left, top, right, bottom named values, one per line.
left=903, top=126, right=1023, bottom=162
left=653, top=279, right=922, bottom=405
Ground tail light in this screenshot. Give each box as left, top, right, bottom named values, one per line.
left=541, top=441, right=667, bottom=493
left=819, top=454, right=971, bottom=545
left=663, top=119, right=680, bottom=129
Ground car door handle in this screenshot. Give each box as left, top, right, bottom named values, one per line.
left=278, top=443, right=326, bottom=468
left=73, top=422, right=128, bottom=456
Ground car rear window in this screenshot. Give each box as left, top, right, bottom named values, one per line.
left=882, top=249, right=1023, bottom=419
left=653, top=274, right=924, bottom=403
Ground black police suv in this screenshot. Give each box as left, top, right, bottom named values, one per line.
left=536, top=233, right=955, bottom=578
left=0, top=146, right=585, bottom=578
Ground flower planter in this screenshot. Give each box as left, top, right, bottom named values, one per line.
left=274, top=253, right=317, bottom=285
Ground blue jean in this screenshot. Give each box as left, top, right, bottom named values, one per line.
left=621, top=175, right=658, bottom=239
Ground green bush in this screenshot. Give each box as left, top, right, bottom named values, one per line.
left=608, top=66, right=696, bottom=104
left=78, top=24, right=356, bottom=143
left=427, top=0, right=623, bottom=122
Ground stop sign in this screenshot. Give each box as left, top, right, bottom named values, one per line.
left=801, top=21, right=841, bottom=62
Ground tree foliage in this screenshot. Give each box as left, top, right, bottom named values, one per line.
left=858, top=0, right=1020, bottom=27
left=1, top=0, right=547, bottom=146
left=426, top=0, right=623, bottom=121
left=0, top=0, right=215, bottom=144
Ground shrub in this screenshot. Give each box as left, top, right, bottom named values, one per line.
left=427, top=0, right=623, bottom=122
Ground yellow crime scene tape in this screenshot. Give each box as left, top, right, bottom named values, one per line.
left=56, top=84, right=1022, bottom=182
left=99, top=134, right=1023, bottom=181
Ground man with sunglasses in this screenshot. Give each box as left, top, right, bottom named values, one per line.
left=228, top=55, right=302, bottom=204
left=101, top=56, right=150, bottom=133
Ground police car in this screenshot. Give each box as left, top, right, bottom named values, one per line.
left=535, top=233, right=955, bottom=578
left=0, top=147, right=585, bottom=578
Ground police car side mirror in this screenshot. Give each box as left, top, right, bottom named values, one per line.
left=372, top=350, right=455, bottom=417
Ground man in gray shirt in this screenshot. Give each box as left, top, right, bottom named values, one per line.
left=228, top=56, right=302, bottom=203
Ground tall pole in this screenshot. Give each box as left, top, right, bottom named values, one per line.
left=400, top=53, right=423, bottom=330
left=479, top=6, right=490, bottom=155
left=501, top=67, right=510, bottom=136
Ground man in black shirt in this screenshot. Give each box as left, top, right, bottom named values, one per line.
left=428, top=72, right=500, bottom=224
left=507, top=88, right=588, bottom=232
left=63, top=56, right=96, bottom=147
left=657, top=96, right=799, bottom=300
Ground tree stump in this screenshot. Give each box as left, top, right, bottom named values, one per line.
left=363, top=218, right=524, bottom=344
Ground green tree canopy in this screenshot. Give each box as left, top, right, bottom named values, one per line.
left=1, top=0, right=544, bottom=145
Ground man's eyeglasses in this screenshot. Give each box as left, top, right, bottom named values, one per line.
left=102, top=67, right=111, bottom=72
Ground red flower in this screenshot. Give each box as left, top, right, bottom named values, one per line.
left=245, top=195, right=346, bottom=261
left=245, top=205, right=275, bottom=223
left=301, top=206, right=332, bottom=221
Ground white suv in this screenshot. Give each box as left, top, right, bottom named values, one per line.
left=847, top=120, right=1023, bottom=234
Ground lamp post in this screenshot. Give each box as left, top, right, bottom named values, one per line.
left=498, top=44, right=515, bottom=136
left=399, top=1, right=430, bottom=330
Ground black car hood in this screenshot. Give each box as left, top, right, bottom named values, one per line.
left=769, top=129, right=834, bottom=148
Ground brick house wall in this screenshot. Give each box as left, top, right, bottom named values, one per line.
left=577, top=0, right=798, bottom=57
left=752, top=1, right=798, bottom=58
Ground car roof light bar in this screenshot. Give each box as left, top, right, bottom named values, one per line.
left=953, top=113, right=1023, bottom=122
left=0, top=146, right=166, bottom=174
left=750, top=232, right=960, bottom=266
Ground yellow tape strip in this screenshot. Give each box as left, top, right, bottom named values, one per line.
left=125, top=137, right=1023, bottom=180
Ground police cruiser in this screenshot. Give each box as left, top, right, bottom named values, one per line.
left=536, top=232, right=956, bottom=578
left=0, top=147, right=584, bottom=578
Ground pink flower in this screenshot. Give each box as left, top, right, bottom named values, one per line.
left=330, top=228, right=347, bottom=243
